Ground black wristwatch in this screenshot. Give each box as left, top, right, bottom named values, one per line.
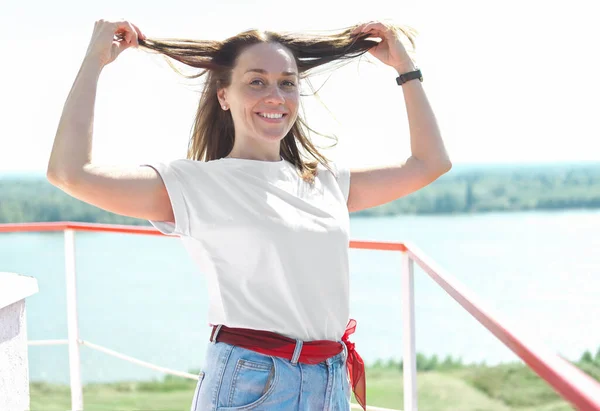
left=396, top=69, right=423, bottom=86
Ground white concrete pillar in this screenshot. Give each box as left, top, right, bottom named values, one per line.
left=0, top=272, right=39, bottom=411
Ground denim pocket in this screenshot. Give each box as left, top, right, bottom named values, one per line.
left=190, top=371, right=205, bottom=411
left=221, top=357, right=277, bottom=410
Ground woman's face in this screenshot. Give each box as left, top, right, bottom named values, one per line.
left=218, top=42, right=300, bottom=145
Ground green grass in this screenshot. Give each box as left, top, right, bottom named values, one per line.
left=29, top=362, right=587, bottom=411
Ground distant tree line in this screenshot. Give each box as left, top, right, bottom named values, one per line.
left=1, top=163, right=599, bottom=224
left=370, top=345, right=600, bottom=373
left=358, top=163, right=600, bottom=216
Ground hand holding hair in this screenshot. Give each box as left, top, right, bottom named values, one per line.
left=85, top=19, right=147, bottom=68
left=351, top=21, right=417, bottom=73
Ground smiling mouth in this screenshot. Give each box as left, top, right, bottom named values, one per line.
left=257, top=112, right=287, bottom=119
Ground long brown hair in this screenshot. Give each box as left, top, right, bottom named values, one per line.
left=138, top=24, right=417, bottom=182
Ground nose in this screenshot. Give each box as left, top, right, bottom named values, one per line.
left=264, top=85, right=285, bottom=105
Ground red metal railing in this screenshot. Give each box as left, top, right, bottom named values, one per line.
left=2, top=221, right=600, bottom=411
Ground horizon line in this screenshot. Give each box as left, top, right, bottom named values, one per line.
left=1, top=160, right=599, bottom=177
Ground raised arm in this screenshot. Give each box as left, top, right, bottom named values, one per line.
left=46, top=20, right=174, bottom=223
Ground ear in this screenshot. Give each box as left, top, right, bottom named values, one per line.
left=217, top=88, right=228, bottom=110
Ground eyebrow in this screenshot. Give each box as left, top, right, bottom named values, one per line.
left=244, top=68, right=298, bottom=77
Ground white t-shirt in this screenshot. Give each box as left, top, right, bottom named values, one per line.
left=144, top=156, right=351, bottom=342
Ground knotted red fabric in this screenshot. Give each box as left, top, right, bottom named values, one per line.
left=209, top=318, right=366, bottom=411
left=341, top=319, right=366, bottom=411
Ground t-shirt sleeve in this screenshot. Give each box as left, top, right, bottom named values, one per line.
left=142, top=160, right=191, bottom=237
left=332, top=161, right=351, bottom=203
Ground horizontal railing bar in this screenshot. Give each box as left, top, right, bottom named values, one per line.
left=27, top=338, right=198, bottom=380
left=350, top=240, right=406, bottom=252
left=0, top=222, right=164, bottom=236
left=0, top=222, right=408, bottom=249
left=80, top=340, right=199, bottom=380
left=404, top=242, right=600, bottom=411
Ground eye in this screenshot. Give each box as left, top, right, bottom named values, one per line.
left=250, top=79, right=265, bottom=86
left=282, top=80, right=296, bottom=87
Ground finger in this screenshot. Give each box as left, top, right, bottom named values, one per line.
left=125, top=22, right=138, bottom=46
left=351, top=20, right=378, bottom=35
left=130, top=22, right=146, bottom=41
left=361, top=28, right=380, bottom=40
left=113, top=20, right=138, bottom=46
left=352, top=28, right=377, bottom=40
left=361, top=21, right=388, bottom=33
left=360, top=22, right=374, bottom=32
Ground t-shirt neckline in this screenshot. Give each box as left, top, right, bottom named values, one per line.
left=220, top=155, right=285, bottom=165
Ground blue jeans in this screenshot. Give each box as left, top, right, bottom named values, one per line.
left=190, top=338, right=351, bottom=410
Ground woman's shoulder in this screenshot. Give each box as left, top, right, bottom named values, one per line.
left=157, top=158, right=225, bottom=170
left=317, top=159, right=348, bottom=180
left=147, top=159, right=228, bottom=182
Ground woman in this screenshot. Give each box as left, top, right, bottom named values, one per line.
left=47, top=19, right=451, bottom=411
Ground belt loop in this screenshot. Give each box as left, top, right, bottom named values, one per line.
left=210, top=324, right=223, bottom=344
left=290, top=339, right=303, bottom=365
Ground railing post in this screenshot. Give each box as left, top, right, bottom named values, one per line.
left=401, top=251, right=418, bottom=411
left=64, top=229, right=83, bottom=411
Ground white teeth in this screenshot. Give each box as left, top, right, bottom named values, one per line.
left=259, top=113, right=284, bottom=119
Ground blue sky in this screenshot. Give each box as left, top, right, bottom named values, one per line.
left=1, top=0, right=598, bottom=173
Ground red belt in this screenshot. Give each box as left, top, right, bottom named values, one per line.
left=209, top=318, right=366, bottom=411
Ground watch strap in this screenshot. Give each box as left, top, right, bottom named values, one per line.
left=396, top=69, right=423, bottom=85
